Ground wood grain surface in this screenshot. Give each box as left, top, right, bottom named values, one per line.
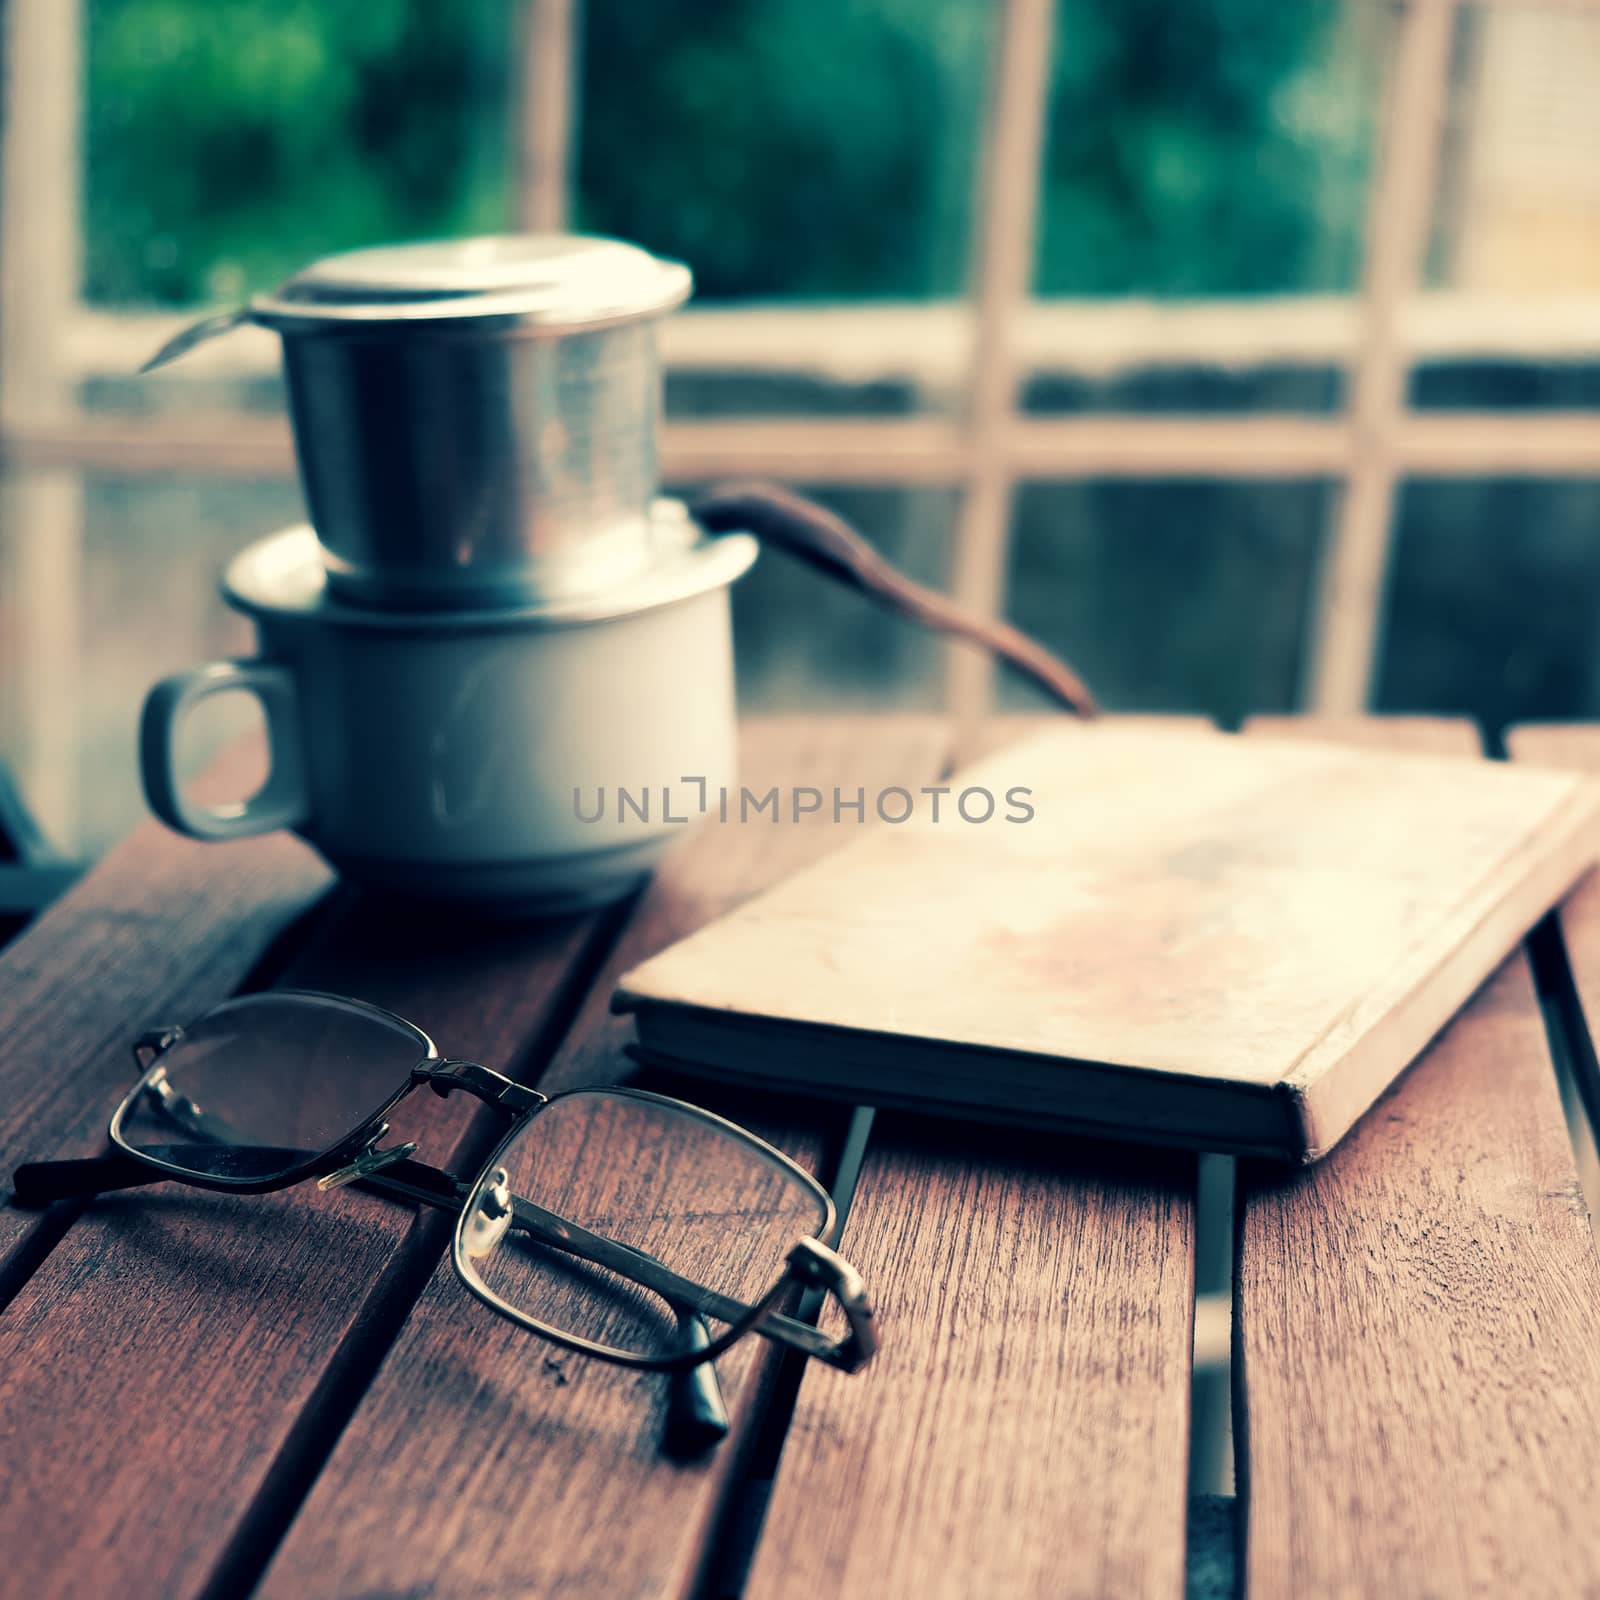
left=0, top=741, right=331, bottom=1268
left=744, top=714, right=1195, bottom=1600
left=18, top=714, right=1600, bottom=1600
left=618, top=721, right=1600, bottom=1160
left=1236, top=717, right=1600, bottom=1597
left=255, top=718, right=952, bottom=1600
left=746, top=1120, right=1195, bottom=1600
left=0, top=789, right=611, bottom=1597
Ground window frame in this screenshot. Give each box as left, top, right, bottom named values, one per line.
left=3, top=0, right=1600, bottom=846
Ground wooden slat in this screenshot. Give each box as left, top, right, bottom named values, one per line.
left=1236, top=717, right=1600, bottom=1596
left=256, top=717, right=952, bottom=1600
left=62, top=293, right=1600, bottom=394
left=743, top=715, right=1196, bottom=1600
left=1306, top=0, right=1456, bottom=716
left=0, top=0, right=86, bottom=847
left=747, top=1122, right=1194, bottom=1600
left=0, top=742, right=330, bottom=1268
left=945, top=0, right=1057, bottom=723
left=12, top=410, right=1600, bottom=483
left=0, top=794, right=612, bottom=1597
left=509, top=0, right=576, bottom=233
left=1507, top=725, right=1600, bottom=1053
left=1506, top=724, right=1600, bottom=1212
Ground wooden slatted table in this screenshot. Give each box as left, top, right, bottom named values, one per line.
left=2, top=715, right=1600, bottom=1600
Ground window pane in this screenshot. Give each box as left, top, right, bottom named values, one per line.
left=579, top=0, right=991, bottom=303
left=1413, top=6, right=1600, bottom=414
left=77, top=475, right=298, bottom=853
left=86, top=1, right=512, bottom=307
left=1034, top=1, right=1385, bottom=297
left=1431, top=6, right=1600, bottom=294
left=1377, top=479, right=1600, bottom=728
left=1410, top=358, right=1600, bottom=414
left=1004, top=481, right=1329, bottom=720
left=1023, top=342, right=1344, bottom=417
left=585, top=1, right=991, bottom=420
left=664, top=324, right=934, bottom=423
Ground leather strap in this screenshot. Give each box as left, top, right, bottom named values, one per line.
left=690, top=480, right=1098, bottom=718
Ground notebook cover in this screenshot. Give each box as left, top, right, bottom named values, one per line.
left=613, top=725, right=1600, bottom=1161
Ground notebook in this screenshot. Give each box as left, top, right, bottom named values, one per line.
left=611, top=725, right=1600, bottom=1162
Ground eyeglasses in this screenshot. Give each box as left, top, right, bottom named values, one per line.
left=11, top=989, right=876, bottom=1453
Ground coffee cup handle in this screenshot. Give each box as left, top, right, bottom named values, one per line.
left=140, top=661, right=310, bottom=841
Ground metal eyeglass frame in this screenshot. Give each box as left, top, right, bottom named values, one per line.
left=11, top=991, right=877, bottom=1407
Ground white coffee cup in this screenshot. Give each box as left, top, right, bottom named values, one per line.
left=140, top=516, right=756, bottom=912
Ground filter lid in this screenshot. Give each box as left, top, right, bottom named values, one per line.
left=251, top=234, right=692, bottom=331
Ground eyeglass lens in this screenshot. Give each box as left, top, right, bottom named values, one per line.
left=114, top=992, right=430, bottom=1181
left=458, top=1091, right=828, bottom=1361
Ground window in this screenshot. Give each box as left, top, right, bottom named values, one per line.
left=3, top=0, right=1599, bottom=852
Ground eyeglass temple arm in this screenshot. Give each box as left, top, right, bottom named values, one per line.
left=13, top=1159, right=873, bottom=1371
left=13, top=1152, right=171, bottom=1206
left=324, top=1158, right=729, bottom=1445
left=10, top=1149, right=463, bottom=1209
left=10, top=1149, right=732, bottom=1450
left=501, top=1190, right=876, bottom=1374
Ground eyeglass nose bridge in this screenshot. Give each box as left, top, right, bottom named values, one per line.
left=413, top=1059, right=547, bottom=1114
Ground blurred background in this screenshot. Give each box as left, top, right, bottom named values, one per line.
left=1, top=0, right=1599, bottom=856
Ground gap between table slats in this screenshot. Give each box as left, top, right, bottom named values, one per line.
left=253, top=717, right=952, bottom=1600
left=1506, top=723, right=1600, bottom=1191
left=741, top=715, right=1199, bottom=1600
left=1235, top=717, right=1600, bottom=1598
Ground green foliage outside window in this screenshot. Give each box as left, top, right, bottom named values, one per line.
left=84, top=0, right=1376, bottom=307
